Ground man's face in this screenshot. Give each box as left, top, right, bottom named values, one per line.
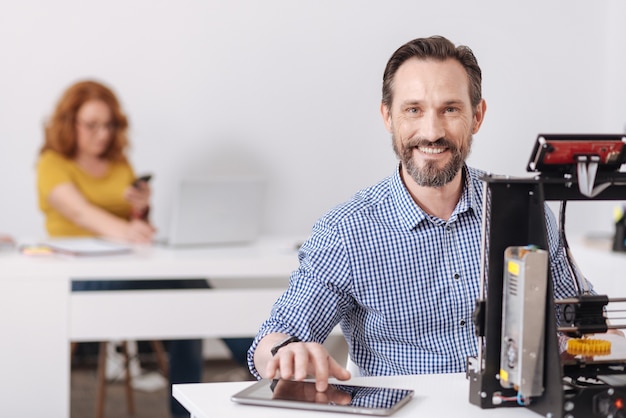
left=381, top=58, right=485, bottom=188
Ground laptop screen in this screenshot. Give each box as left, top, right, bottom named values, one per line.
left=166, top=177, right=264, bottom=247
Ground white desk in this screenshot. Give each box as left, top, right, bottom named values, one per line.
left=0, top=237, right=299, bottom=417
left=3, top=235, right=625, bottom=416
left=172, top=235, right=626, bottom=418
left=173, top=374, right=537, bottom=417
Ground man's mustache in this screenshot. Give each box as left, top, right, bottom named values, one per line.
left=406, top=138, right=457, bottom=151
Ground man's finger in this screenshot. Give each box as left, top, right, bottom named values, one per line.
left=329, top=357, right=351, bottom=381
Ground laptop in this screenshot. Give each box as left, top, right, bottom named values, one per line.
left=164, top=176, right=264, bottom=247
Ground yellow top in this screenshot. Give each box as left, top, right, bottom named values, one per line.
left=37, top=150, right=136, bottom=237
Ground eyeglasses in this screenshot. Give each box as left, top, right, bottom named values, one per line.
left=76, top=120, right=117, bottom=134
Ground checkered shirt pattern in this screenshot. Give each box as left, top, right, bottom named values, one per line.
left=248, top=165, right=580, bottom=378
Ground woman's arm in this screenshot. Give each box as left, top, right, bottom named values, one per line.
left=48, top=182, right=154, bottom=243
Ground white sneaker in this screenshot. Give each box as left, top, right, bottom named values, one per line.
left=131, top=371, right=167, bottom=392
left=104, top=341, right=167, bottom=391
left=105, top=341, right=141, bottom=381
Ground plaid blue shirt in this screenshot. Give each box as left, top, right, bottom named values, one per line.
left=248, top=165, right=580, bottom=378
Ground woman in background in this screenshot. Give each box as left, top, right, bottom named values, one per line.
left=37, top=81, right=154, bottom=244
left=36, top=80, right=202, bottom=418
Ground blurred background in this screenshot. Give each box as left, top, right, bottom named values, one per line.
left=1, top=0, right=625, bottom=239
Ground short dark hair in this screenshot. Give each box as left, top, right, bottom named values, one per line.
left=382, top=35, right=482, bottom=110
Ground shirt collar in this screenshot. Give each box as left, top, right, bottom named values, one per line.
left=391, top=164, right=480, bottom=230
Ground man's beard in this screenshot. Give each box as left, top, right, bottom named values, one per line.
left=392, top=135, right=471, bottom=188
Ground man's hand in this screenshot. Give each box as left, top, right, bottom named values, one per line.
left=256, top=334, right=351, bottom=392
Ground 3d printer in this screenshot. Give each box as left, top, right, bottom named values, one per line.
left=467, top=134, right=626, bottom=418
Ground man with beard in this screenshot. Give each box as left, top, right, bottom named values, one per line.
left=247, top=36, right=580, bottom=391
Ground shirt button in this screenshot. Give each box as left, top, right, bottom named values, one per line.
left=454, top=273, right=460, bottom=281
left=459, top=320, right=466, bottom=327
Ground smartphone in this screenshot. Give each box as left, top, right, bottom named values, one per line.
left=132, top=174, right=152, bottom=188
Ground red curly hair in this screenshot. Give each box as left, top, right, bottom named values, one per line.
left=42, top=80, right=129, bottom=161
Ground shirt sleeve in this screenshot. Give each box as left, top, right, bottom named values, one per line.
left=37, top=151, right=73, bottom=203
left=247, top=216, right=354, bottom=379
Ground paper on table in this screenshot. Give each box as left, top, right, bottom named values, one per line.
left=36, top=238, right=133, bottom=256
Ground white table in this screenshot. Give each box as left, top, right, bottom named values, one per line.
left=171, top=235, right=626, bottom=418
left=3, top=234, right=624, bottom=417
left=173, top=374, right=538, bottom=417
left=0, top=237, right=299, bottom=417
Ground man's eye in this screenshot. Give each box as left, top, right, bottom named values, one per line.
left=445, top=107, right=458, bottom=113
left=407, top=108, right=418, bottom=114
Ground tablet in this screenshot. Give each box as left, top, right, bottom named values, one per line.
left=231, top=379, right=414, bottom=416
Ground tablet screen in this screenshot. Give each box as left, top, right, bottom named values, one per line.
left=231, top=379, right=414, bottom=416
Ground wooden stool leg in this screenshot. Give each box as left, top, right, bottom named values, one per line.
left=121, top=341, right=136, bottom=415
left=95, top=342, right=107, bottom=418
left=150, top=340, right=170, bottom=379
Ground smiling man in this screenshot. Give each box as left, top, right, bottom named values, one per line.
left=383, top=51, right=485, bottom=220
left=248, top=36, right=580, bottom=392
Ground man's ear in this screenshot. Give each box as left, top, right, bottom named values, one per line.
left=472, top=99, right=487, bottom=134
left=380, top=102, right=392, bottom=133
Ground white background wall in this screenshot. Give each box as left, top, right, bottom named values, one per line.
left=1, top=0, right=625, bottom=239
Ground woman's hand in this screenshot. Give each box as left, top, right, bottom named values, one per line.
left=124, top=181, right=151, bottom=219
left=125, top=219, right=155, bottom=243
